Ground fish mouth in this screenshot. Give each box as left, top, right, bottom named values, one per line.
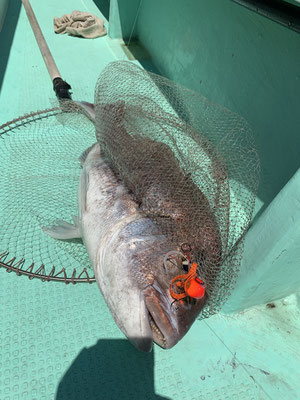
left=143, top=284, right=179, bottom=349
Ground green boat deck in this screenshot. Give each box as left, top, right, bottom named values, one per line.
left=0, top=0, right=299, bottom=399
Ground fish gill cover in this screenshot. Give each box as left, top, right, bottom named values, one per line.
left=93, top=61, right=260, bottom=318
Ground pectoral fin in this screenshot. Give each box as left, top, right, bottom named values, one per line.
left=42, top=219, right=81, bottom=240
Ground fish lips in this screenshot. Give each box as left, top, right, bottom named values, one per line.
left=120, top=284, right=177, bottom=353
left=143, top=284, right=179, bottom=350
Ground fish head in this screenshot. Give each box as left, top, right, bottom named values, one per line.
left=97, top=224, right=207, bottom=352
left=141, top=250, right=207, bottom=350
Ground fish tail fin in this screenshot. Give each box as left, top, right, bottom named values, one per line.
left=75, top=101, right=95, bottom=122
left=42, top=219, right=81, bottom=240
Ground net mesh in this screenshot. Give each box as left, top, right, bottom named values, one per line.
left=93, top=61, right=260, bottom=316
left=0, top=61, right=259, bottom=315
left=0, top=109, right=96, bottom=280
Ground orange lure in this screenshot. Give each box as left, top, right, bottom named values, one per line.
left=170, top=262, right=205, bottom=300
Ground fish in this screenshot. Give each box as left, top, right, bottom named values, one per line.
left=79, top=99, right=222, bottom=269
left=43, top=101, right=222, bottom=352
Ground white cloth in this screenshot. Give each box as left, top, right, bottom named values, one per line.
left=54, top=10, right=106, bottom=39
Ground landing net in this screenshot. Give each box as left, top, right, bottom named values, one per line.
left=0, top=62, right=259, bottom=316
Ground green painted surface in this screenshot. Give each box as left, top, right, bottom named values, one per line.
left=108, top=0, right=139, bottom=40
left=0, top=0, right=299, bottom=399
left=135, top=0, right=300, bottom=210
left=224, top=167, right=300, bottom=312
left=120, top=0, right=300, bottom=308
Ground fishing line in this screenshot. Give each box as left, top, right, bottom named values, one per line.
left=122, top=0, right=144, bottom=61
left=127, top=0, right=144, bottom=47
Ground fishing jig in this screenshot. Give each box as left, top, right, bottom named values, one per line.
left=170, top=262, right=205, bottom=300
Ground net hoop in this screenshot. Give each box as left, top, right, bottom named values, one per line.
left=0, top=107, right=96, bottom=284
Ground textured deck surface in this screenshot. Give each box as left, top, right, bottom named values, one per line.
left=0, top=1, right=299, bottom=399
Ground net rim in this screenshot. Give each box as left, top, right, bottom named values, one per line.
left=0, top=107, right=96, bottom=284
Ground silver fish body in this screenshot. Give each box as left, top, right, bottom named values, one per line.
left=43, top=143, right=209, bottom=351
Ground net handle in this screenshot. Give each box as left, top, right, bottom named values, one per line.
left=21, top=0, right=72, bottom=99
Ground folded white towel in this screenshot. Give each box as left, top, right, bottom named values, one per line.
left=54, top=10, right=106, bottom=39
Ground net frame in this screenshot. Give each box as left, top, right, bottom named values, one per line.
left=0, top=108, right=96, bottom=284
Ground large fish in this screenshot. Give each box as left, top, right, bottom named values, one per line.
left=43, top=102, right=222, bottom=351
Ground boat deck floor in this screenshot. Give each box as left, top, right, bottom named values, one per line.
left=0, top=1, right=299, bottom=399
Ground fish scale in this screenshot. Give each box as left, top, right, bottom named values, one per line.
left=43, top=141, right=208, bottom=351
